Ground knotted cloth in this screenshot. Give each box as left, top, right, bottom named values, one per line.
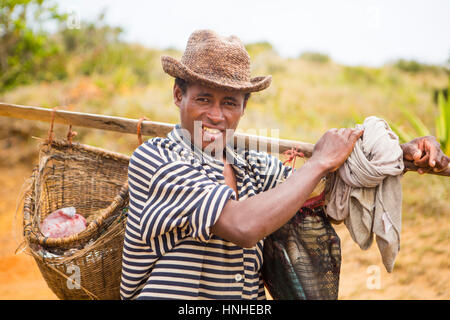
left=325, top=116, right=404, bottom=272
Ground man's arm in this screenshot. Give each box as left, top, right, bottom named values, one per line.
left=211, top=127, right=364, bottom=248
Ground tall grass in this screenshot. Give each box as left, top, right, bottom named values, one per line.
left=391, top=85, right=450, bottom=155
left=436, top=90, right=450, bottom=154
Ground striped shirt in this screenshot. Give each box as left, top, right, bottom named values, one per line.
left=120, top=124, right=292, bottom=300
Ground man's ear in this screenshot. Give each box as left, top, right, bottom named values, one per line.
left=173, top=84, right=183, bottom=108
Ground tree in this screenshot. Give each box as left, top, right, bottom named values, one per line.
left=0, top=0, right=67, bottom=92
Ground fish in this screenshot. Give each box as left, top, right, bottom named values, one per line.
left=40, top=207, right=87, bottom=238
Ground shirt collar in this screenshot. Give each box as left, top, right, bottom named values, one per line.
left=167, top=124, right=248, bottom=169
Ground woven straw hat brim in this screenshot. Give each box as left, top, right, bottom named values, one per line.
left=161, top=56, right=272, bottom=93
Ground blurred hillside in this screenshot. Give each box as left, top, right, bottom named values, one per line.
left=1, top=16, right=449, bottom=157
left=0, top=1, right=449, bottom=299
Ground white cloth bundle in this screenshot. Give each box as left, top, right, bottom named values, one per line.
left=325, top=116, right=404, bottom=272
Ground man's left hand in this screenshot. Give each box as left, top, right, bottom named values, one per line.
left=401, top=136, right=449, bottom=174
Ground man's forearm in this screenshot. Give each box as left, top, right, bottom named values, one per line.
left=211, top=159, right=328, bottom=247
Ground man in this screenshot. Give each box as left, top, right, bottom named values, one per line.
left=120, top=30, right=449, bottom=300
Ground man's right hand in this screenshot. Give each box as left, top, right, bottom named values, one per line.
left=310, top=128, right=364, bottom=173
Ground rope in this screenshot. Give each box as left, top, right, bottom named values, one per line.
left=136, top=116, right=149, bottom=146
left=67, top=125, right=78, bottom=145
left=47, top=107, right=57, bottom=144
left=282, top=147, right=304, bottom=170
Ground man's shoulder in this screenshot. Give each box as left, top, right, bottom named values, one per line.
left=235, top=148, right=282, bottom=169
left=130, top=137, right=186, bottom=168
left=141, top=136, right=180, bottom=152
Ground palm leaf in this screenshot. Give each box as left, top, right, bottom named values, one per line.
left=436, top=91, right=447, bottom=148
left=390, top=122, right=414, bottom=143
left=446, top=95, right=450, bottom=155
left=398, top=104, right=431, bottom=137
left=442, top=86, right=450, bottom=155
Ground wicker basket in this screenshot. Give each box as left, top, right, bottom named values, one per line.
left=23, top=139, right=130, bottom=300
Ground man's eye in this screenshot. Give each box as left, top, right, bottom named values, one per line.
left=196, top=97, right=209, bottom=102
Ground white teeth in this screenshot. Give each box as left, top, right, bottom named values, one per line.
left=203, top=126, right=221, bottom=134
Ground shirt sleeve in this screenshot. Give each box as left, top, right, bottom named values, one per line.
left=139, top=160, right=236, bottom=255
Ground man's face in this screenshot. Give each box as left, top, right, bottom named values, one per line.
left=174, top=82, right=247, bottom=153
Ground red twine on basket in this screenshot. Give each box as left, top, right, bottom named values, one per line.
left=283, top=148, right=325, bottom=209
left=67, top=125, right=77, bottom=145
left=47, top=107, right=57, bottom=144
left=282, top=147, right=304, bottom=170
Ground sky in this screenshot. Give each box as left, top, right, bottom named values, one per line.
left=56, top=0, right=450, bottom=67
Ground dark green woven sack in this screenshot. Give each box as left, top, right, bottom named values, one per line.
left=263, top=205, right=341, bottom=300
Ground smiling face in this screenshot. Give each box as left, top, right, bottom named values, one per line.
left=173, top=81, right=247, bottom=153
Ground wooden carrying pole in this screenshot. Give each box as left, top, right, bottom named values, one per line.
left=1, top=102, right=449, bottom=176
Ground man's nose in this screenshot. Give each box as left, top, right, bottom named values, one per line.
left=207, top=102, right=225, bottom=123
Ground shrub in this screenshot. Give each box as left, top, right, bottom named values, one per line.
left=245, top=41, right=275, bottom=59
left=0, top=0, right=68, bottom=92
left=393, top=59, right=443, bottom=74
left=390, top=84, right=450, bottom=155
left=299, top=51, right=330, bottom=64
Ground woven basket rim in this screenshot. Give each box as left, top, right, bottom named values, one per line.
left=39, top=139, right=131, bottom=162
left=23, top=140, right=129, bottom=248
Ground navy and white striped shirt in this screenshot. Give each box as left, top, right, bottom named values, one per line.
left=120, top=124, right=292, bottom=299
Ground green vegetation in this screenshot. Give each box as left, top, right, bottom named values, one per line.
left=436, top=90, right=450, bottom=154
left=0, top=0, right=68, bottom=91
left=245, top=41, right=276, bottom=58
left=0, top=1, right=163, bottom=93
left=393, top=59, right=446, bottom=75
left=391, top=85, right=450, bottom=154
left=299, top=51, right=330, bottom=64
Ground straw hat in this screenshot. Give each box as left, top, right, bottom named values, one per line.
left=161, top=30, right=271, bottom=93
